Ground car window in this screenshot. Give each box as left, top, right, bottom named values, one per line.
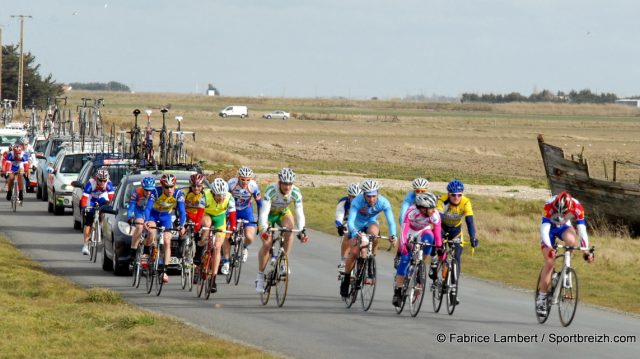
left=34, top=140, right=48, bottom=152
left=60, top=154, right=91, bottom=174
left=78, top=162, right=91, bottom=182
left=51, top=140, right=65, bottom=157
left=120, top=179, right=190, bottom=209
left=0, top=135, right=22, bottom=146
left=90, top=165, right=130, bottom=188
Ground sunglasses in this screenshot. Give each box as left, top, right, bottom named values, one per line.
left=97, top=179, right=107, bottom=183
left=239, top=177, right=251, bottom=181
left=163, top=185, right=175, bottom=190
left=449, top=193, right=463, bottom=198
left=414, top=189, right=428, bottom=193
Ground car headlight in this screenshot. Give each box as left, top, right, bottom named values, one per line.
left=62, top=184, right=73, bottom=191
left=117, top=221, right=132, bottom=234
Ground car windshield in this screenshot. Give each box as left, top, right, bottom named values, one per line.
left=60, top=154, right=93, bottom=174
left=33, top=139, right=48, bottom=153
left=51, top=140, right=65, bottom=157
left=120, top=178, right=190, bottom=209
left=0, top=135, right=21, bottom=147
left=91, top=165, right=130, bottom=188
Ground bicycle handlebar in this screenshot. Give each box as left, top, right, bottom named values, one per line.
left=554, top=244, right=595, bottom=252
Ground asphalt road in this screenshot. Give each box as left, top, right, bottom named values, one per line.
left=1, top=194, right=638, bottom=359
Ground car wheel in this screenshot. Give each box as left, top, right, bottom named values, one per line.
left=42, top=184, right=48, bottom=201
left=283, top=116, right=288, bottom=120
left=36, top=184, right=42, bottom=199
left=240, top=114, right=246, bottom=119
left=222, top=113, right=227, bottom=118
left=47, top=200, right=53, bottom=213
left=267, top=115, right=272, bottom=119
left=102, top=241, right=113, bottom=272
left=113, top=239, right=129, bottom=276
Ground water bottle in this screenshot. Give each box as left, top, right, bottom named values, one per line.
left=551, top=272, right=558, bottom=288
left=270, top=254, right=277, bottom=266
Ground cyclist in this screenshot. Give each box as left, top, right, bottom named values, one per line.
left=335, top=182, right=361, bottom=274
left=199, top=177, right=236, bottom=293
left=184, top=173, right=206, bottom=264
left=80, top=167, right=114, bottom=255
left=127, top=176, right=156, bottom=265
left=255, top=168, right=310, bottom=293
left=536, top=191, right=594, bottom=316
left=395, top=177, right=431, bottom=268
left=144, top=174, right=187, bottom=283
left=393, top=192, right=442, bottom=306
left=340, top=179, right=397, bottom=298
left=4, top=145, right=29, bottom=202
left=228, top=166, right=262, bottom=263
left=19, top=137, right=36, bottom=186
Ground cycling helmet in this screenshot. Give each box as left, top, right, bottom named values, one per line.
left=212, top=178, right=228, bottom=195
left=552, top=191, right=574, bottom=215
left=360, top=179, right=380, bottom=194
left=278, top=167, right=296, bottom=183
left=347, top=182, right=361, bottom=196
left=142, top=176, right=156, bottom=191
left=20, top=137, right=29, bottom=145
left=95, top=167, right=110, bottom=181
left=447, top=179, right=464, bottom=193
left=160, top=173, right=177, bottom=187
left=190, top=173, right=205, bottom=186
left=415, top=192, right=438, bottom=209
left=412, top=177, right=430, bottom=190
left=12, top=145, right=22, bottom=154
left=237, top=166, right=255, bottom=178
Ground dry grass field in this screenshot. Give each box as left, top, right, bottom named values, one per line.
left=26, top=90, right=640, bottom=187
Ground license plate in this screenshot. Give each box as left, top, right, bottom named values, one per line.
left=171, top=231, right=179, bottom=237
left=169, top=256, right=180, bottom=265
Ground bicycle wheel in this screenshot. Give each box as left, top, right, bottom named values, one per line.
left=409, top=261, right=427, bottom=317
left=275, top=253, right=289, bottom=307
left=146, top=266, right=155, bottom=294
left=394, top=277, right=406, bottom=314
left=155, top=248, right=165, bottom=296
left=89, top=227, right=98, bottom=263
left=260, top=271, right=272, bottom=305
left=132, top=246, right=143, bottom=288
left=432, top=261, right=444, bottom=313
left=446, top=260, right=458, bottom=315
left=360, top=256, right=376, bottom=311
left=180, top=240, right=190, bottom=290
left=11, top=183, right=17, bottom=212
left=196, top=260, right=207, bottom=298
left=534, top=268, right=551, bottom=324
left=204, top=254, right=215, bottom=300
left=344, top=268, right=357, bottom=308
left=232, top=240, right=243, bottom=286
left=558, top=267, right=579, bottom=327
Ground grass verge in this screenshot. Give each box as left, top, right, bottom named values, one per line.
left=304, top=186, right=640, bottom=315
left=0, top=235, right=277, bottom=359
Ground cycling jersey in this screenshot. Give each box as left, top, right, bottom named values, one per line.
left=346, top=193, right=397, bottom=239
left=540, top=195, right=588, bottom=248
left=228, top=177, right=262, bottom=211
left=203, top=188, right=237, bottom=230
left=335, top=196, right=353, bottom=228
left=144, top=186, right=186, bottom=227
left=259, top=182, right=305, bottom=231
left=183, top=188, right=206, bottom=229
left=437, top=193, right=476, bottom=242
left=398, top=191, right=416, bottom=225
left=397, top=205, right=442, bottom=276
left=128, top=187, right=152, bottom=219
left=3, top=152, right=30, bottom=173
left=80, top=178, right=114, bottom=210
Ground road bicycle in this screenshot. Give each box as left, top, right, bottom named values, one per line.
left=180, top=221, right=196, bottom=291
left=431, top=235, right=469, bottom=315
left=27, top=101, right=42, bottom=140
left=260, top=227, right=305, bottom=307
left=143, top=109, right=155, bottom=164
left=91, top=98, right=104, bottom=138
left=86, top=206, right=103, bottom=263
left=77, top=98, right=91, bottom=138
left=46, top=97, right=67, bottom=137
left=535, top=244, right=595, bottom=327
left=394, top=230, right=433, bottom=317
left=9, top=171, right=23, bottom=212
left=1, top=99, right=16, bottom=126
left=145, top=224, right=176, bottom=296
left=225, top=219, right=250, bottom=285
left=158, top=108, right=169, bottom=168
left=169, top=116, right=195, bottom=165
left=196, top=227, right=232, bottom=300
left=130, top=222, right=147, bottom=288
left=128, top=109, right=142, bottom=159
left=343, top=233, right=387, bottom=312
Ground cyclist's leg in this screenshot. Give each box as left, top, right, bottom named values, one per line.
left=6, top=172, right=15, bottom=199
left=83, top=209, right=95, bottom=244
left=366, top=222, right=380, bottom=256
left=212, top=232, right=225, bottom=276
left=258, top=214, right=277, bottom=273
left=280, top=212, right=295, bottom=257
left=560, top=226, right=578, bottom=247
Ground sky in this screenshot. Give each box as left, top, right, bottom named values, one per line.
left=2, top=0, right=639, bottom=99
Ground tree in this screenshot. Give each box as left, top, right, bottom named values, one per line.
left=1, top=44, right=64, bottom=108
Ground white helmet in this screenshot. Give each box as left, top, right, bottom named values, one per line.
left=412, top=177, right=430, bottom=190
left=347, top=182, right=361, bottom=196
left=415, top=192, right=438, bottom=208
left=237, top=166, right=255, bottom=178
left=212, top=178, right=228, bottom=195
left=360, top=179, right=380, bottom=193
left=278, top=167, right=296, bottom=183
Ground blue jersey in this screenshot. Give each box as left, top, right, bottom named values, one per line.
left=128, top=187, right=152, bottom=218
left=398, top=191, right=415, bottom=225
left=347, top=193, right=396, bottom=238
left=6, top=152, right=30, bottom=172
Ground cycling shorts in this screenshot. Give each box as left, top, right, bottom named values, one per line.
left=267, top=208, right=293, bottom=228
left=545, top=224, right=572, bottom=248
left=131, top=207, right=145, bottom=220
left=208, top=213, right=227, bottom=231
left=396, top=233, right=434, bottom=276
left=349, top=219, right=379, bottom=239
left=236, top=207, right=257, bottom=227
left=147, top=210, right=174, bottom=232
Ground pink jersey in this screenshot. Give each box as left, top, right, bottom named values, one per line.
left=400, top=204, right=442, bottom=256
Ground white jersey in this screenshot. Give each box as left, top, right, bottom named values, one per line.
left=259, top=182, right=305, bottom=231
left=228, top=177, right=261, bottom=211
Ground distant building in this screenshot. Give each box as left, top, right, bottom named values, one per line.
left=615, top=99, right=640, bottom=108
left=207, top=83, right=220, bottom=96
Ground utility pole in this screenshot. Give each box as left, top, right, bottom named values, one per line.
left=11, top=15, right=32, bottom=114
left=0, top=26, right=3, bottom=100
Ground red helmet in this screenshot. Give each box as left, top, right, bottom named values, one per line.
left=160, top=173, right=177, bottom=187
left=12, top=145, right=22, bottom=154
left=190, top=173, right=204, bottom=186
left=552, top=191, right=574, bottom=215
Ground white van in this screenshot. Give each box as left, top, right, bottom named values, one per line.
left=219, top=105, right=248, bottom=119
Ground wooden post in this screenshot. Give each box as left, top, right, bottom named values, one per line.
left=613, top=161, right=617, bottom=182
left=603, top=160, right=608, bottom=180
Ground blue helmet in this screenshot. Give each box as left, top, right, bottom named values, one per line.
left=142, top=176, right=156, bottom=190
left=447, top=179, right=464, bottom=193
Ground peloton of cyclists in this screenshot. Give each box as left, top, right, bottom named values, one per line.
left=3, top=144, right=29, bottom=202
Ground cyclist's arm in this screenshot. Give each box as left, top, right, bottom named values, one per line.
left=382, top=197, right=397, bottom=238
left=463, top=199, right=476, bottom=242
left=398, top=192, right=413, bottom=225
left=433, top=214, right=443, bottom=248
left=540, top=219, right=552, bottom=248
left=346, top=197, right=360, bottom=238
left=258, top=199, right=271, bottom=232
left=573, top=202, right=589, bottom=248
left=293, top=201, right=305, bottom=231
left=80, top=181, right=94, bottom=208
left=252, top=181, right=263, bottom=215
left=335, top=199, right=347, bottom=228
left=227, top=196, right=237, bottom=230
left=127, top=191, right=137, bottom=218
left=399, top=210, right=412, bottom=256
left=144, top=193, right=156, bottom=221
